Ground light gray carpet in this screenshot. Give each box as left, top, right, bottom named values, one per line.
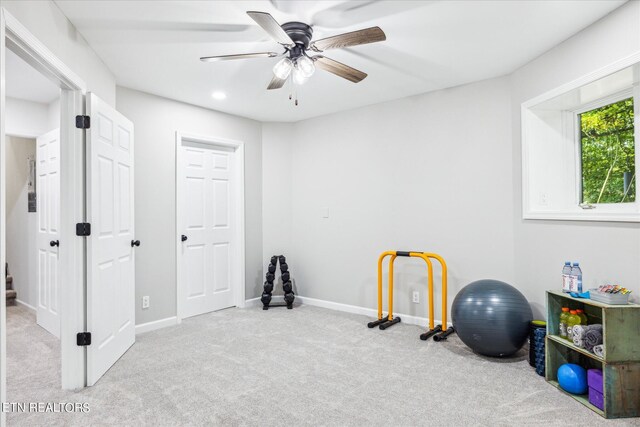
left=6, top=303, right=638, bottom=426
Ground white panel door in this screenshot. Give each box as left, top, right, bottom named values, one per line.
left=36, top=128, right=60, bottom=338
left=179, top=141, right=235, bottom=318
left=86, top=92, right=135, bottom=386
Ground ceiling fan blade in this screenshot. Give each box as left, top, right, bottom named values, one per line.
left=246, top=11, right=294, bottom=46
left=200, top=52, right=279, bottom=62
left=314, top=56, right=367, bottom=83
left=311, top=27, right=386, bottom=52
left=267, top=75, right=287, bottom=90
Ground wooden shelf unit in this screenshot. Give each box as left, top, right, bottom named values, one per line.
left=545, top=290, right=640, bottom=419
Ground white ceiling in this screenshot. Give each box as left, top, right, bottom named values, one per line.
left=54, top=0, right=626, bottom=122
left=5, top=48, right=60, bottom=104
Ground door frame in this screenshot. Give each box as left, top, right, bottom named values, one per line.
left=175, top=131, right=246, bottom=323
left=1, top=7, right=87, bottom=399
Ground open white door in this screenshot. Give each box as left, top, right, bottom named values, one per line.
left=179, top=141, right=236, bottom=319
left=36, top=128, right=61, bottom=338
left=86, top=92, right=135, bottom=386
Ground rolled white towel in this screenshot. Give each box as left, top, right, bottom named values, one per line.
left=593, top=344, right=605, bottom=358
left=572, top=324, right=586, bottom=341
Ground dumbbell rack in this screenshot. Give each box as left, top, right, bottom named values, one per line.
left=261, top=255, right=295, bottom=310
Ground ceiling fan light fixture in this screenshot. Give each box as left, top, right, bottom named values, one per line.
left=292, top=66, right=309, bottom=85
left=296, top=56, right=315, bottom=78
left=273, top=57, right=293, bottom=79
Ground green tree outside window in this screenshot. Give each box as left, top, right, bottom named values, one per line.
left=580, top=97, right=635, bottom=204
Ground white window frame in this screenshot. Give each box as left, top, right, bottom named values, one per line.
left=521, top=51, right=640, bottom=222
left=572, top=88, right=638, bottom=211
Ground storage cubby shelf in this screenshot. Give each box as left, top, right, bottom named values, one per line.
left=547, top=380, right=605, bottom=417
left=547, top=334, right=603, bottom=362
left=545, top=291, right=640, bottom=419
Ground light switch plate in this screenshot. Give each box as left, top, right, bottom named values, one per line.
left=321, top=207, right=329, bottom=218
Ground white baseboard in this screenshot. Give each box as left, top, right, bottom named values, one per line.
left=244, top=295, right=451, bottom=328
left=15, top=299, right=36, bottom=312
left=135, top=316, right=178, bottom=334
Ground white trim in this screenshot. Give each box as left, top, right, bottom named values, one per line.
left=3, top=10, right=85, bottom=92
left=14, top=299, right=36, bottom=312
left=572, top=88, right=634, bottom=115
left=244, top=296, right=452, bottom=328
left=521, top=51, right=640, bottom=109
left=175, top=131, right=246, bottom=324
left=1, top=7, right=87, bottom=394
left=521, top=50, right=640, bottom=222
left=523, top=211, right=640, bottom=222
left=1, top=11, right=7, bottom=422
left=135, top=317, right=178, bottom=335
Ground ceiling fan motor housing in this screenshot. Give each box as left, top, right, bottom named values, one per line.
left=282, top=22, right=313, bottom=51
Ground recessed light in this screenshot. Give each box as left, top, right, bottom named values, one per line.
left=211, top=91, right=226, bottom=100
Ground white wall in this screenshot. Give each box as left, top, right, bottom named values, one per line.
left=282, top=77, right=514, bottom=321
left=510, top=0, right=640, bottom=317
left=5, top=136, right=37, bottom=308
left=2, top=0, right=116, bottom=106
left=261, top=123, right=293, bottom=294
left=47, top=98, right=60, bottom=131
left=5, top=97, right=50, bottom=138
left=116, top=87, right=263, bottom=325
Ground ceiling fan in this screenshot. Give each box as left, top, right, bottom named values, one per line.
left=200, top=11, right=386, bottom=100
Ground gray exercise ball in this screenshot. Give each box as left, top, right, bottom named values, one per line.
left=452, top=279, right=533, bottom=357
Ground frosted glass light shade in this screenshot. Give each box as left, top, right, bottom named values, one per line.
left=273, top=58, right=293, bottom=79
left=296, top=56, right=315, bottom=78
left=292, top=67, right=308, bottom=85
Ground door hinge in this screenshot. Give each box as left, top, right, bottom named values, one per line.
left=76, top=223, right=91, bottom=236
left=76, top=332, right=91, bottom=346
left=75, top=115, right=90, bottom=129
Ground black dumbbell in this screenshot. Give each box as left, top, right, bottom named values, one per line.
left=284, top=292, right=295, bottom=304
left=279, top=255, right=286, bottom=265
left=270, top=256, right=278, bottom=266
left=263, top=281, right=274, bottom=294
left=282, top=281, right=292, bottom=293
left=266, top=272, right=275, bottom=282
left=261, top=292, right=272, bottom=306
left=268, top=263, right=277, bottom=274
left=280, top=263, right=289, bottom=273
left=281, top=271, right=290, bottom=282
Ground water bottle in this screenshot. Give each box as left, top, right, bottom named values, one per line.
left=562, top=261, right=572, bottom=292
left=570, top=262, right=582, bottom=293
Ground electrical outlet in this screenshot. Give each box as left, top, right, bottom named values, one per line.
left=142, top=296, right=150, bottom=309
left=412, top=291, right=419, bottom=304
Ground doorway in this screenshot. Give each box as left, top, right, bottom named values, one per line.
left=4, top=44, right=64, bottom=407
left=2, top=9, right=137, bottom=399
left=176, top=132, right=245, bottom=321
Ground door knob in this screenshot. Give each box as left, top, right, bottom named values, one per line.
left=50, top=240, right=59, bottom=247
left=181, top=235, right=188, bottom=242
left=131, top=240, right=141, bottom=247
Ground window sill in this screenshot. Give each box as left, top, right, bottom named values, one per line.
left=523, top=210, right=640, bottom=223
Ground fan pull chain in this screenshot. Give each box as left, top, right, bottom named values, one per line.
left=285, top=74, right=298, bottom=106
left=289, top=74, right=293, bottom=100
